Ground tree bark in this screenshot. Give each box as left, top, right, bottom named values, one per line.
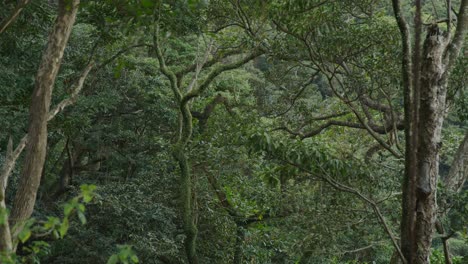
left=413, top=24, right=450, bottom=264
left=173, top=108, right=198, bottom=264
left=391, top=0, right=467, bottom=262
left=8, top=0, right=80, bottom=246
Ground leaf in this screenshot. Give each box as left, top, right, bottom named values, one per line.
left=80, top=184, right=97, bottom=203
left=18, top=227, right=31, bottom=243
left=44, top=217, right=60, bottom=229
left=78, top=203, right=86, bottom=213
left=107, top=255, right=119, bottom=264
left=53, top=230, right=60, bottom=239
left=77, top=211, right=87, bottom=225
left=59, top=217, right=69, bottom=238
left=64, top=203, right=74, bottom=216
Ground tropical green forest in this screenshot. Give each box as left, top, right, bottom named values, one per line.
left=0, top=0, right=467, bottom=263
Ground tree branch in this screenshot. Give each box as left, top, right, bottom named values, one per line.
left=284, top=161, right=407, bottom=264
left=0, top=0, right=30, bottom=34
left=48, top=63, right=94, bottom=121
left=181, top=49, right=264, bottom=105
left=446, top=0, right=468, bottom=69
left=274, top=72, right=319, bottom=117
left=153, top=26, right=181, bottom=102
left=175, top=48, right=242, bottom=78
left=0, top=63, right=93, bottom=210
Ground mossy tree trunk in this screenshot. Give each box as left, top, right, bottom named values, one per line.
left=153, top=18, right=263, bottom=262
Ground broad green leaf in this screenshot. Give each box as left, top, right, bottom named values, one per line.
left=107, top=255, right=119, bottom=264
left=59, top=217, right=69, bottom=238
left=64, top=203, right=74, bottom=216
left=18, top=227, right=31, bottom=243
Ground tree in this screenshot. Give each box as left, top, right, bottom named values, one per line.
left=0, top=0, right=84, bottom=254
left=391, top=0, right=467, bottom=262
left=153, top=24, right=263, bottom=264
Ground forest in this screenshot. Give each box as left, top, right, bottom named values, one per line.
left=0, top=0, right=467, bottom=263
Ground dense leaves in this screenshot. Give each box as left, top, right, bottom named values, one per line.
left=0, top=0, right=466, bottom=263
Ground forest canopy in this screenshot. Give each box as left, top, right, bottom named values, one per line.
left=0, top=0, right=467, bottom=263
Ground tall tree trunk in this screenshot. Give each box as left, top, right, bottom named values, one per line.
left=413, top=24, right=450, bottom=264
left=175, top=103, right=198, bottom=264
left=392, top=0, right=467, bottom=262
left=8, top=0, right=80, bottom=246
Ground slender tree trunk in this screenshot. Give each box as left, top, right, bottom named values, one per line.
left=0, top=139, right=14, bottom=252
left=8, top=0, right=80, bottom=245
left=174, top=103, right=198, bottom=264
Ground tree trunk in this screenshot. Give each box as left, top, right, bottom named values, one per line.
left=413, top=25, right=449, bottom=264
left=0, top=138, right=14, bottom=252
left=174, top=103, right=198, bottom=264
left=392, top=0, right=467, bottom=261
left=48, top=138, right=84, bottom=200
left=8, top=0, right=80, bottom=246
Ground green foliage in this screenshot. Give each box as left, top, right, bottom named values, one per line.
left=107, top=245, right=139, bottom=264
left=1, top=0, right=467, bottom=263
left=0, top=185, right=96, bottom=263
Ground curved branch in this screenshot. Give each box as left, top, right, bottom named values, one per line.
left=274, top=72, right=319, bottom=117
left=97, top=44, right=153, bottom=69
left=181, top=49, right=264, bottom=105
left=446, top=0, right=468, bottom=69
left=153, top=26, right=181, bottom=102
left=0, top=63, right=93, bottom=216
left=48, top=63, right=94, bottom=121
left=0, top=0, right=30, bottom=34
left=191, top=94, right=232, bottom=129
left=284, top=161, right=407, bottom=264
left=175, top=48, right=242, bottom=78
left=276, top=116, right=404, bottom=140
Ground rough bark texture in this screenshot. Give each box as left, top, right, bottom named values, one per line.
left=9, top=0, right=80, bottom=243
left=391, top=0, right=467, bottom=262
left=413, top=24, right=449, bottom=264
